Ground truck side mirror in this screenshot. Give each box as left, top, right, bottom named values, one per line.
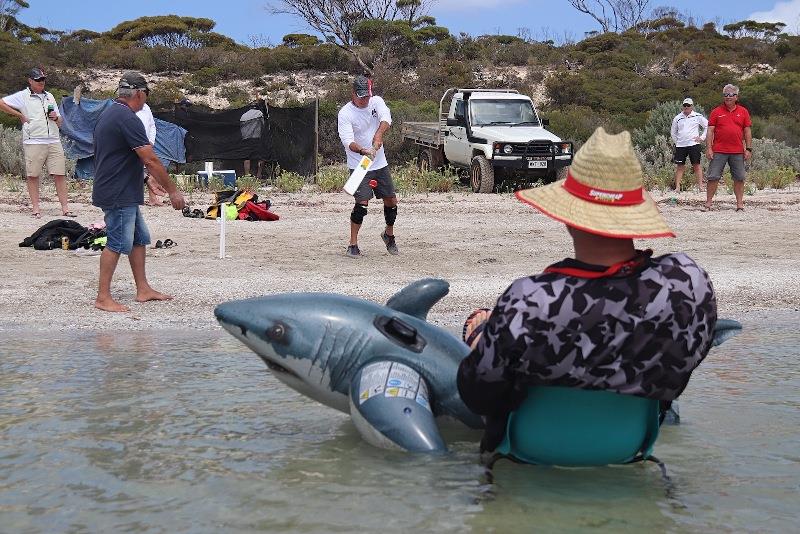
left=446, top=117, right=464, bottom=127
left=541, top=118, right=550, bottom=126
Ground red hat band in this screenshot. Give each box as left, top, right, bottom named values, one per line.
left=562, top=172, right=644, bottom=206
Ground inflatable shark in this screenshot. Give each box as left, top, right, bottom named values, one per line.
left=214, top=279, right=741, bottom=454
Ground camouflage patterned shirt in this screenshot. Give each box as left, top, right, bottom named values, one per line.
left=457, top=251, right=717, bottom=451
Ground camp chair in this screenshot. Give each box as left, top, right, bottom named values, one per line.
left=490, top=386, right=661, bottom=468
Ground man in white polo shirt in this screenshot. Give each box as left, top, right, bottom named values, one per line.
left=0, top=67, right=74, bottom=218
left=670, top=97, right=708, bottom=192
left=337, top=75, right=396, bottom=258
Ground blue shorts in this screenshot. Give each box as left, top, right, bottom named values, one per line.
left=103, top=205, right=151, bottom=255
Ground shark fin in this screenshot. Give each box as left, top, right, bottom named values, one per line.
left=386, top=278, right=449, bottom=321
left=348, top=360, right=446, bottom=453
left=713, top=318, right=743, bottom=347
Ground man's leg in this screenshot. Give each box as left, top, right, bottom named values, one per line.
left=674, top=164, right=685, bottom=191
left=383, top=196, right=397, bottom=237
left=729, top=154, right=747, bottom=210
left=96, top=248, right=128, bottom=312
left=350, top=201, right=368, bottom=246
left=53, top=174, right=70, bottom=214
left=130, top=245, right=173, bottom=302
left=692, top=163, right=705, bottom=191
left=26, top=176, right=41, bottom=215
left=705, top=154, right=727, bottom=210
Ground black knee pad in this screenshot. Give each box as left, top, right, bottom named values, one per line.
left=351, top=203, right=368, bottom=224
left=384, top=205, right=397, bottom=226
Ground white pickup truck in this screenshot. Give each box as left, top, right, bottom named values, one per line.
left=402, top=88, right=573, bottom=192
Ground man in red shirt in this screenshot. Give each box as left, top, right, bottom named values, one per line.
left=705, top=84, right=752, bottom=211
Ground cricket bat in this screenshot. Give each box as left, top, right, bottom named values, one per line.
left=343, top=155, right=373, bottom=195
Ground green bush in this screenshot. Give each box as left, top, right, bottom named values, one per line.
left=274, top=169, right=305, bottom=192
left=749, top=167, right=797, bottom=190
left=315, top=166, right=348, bottom=192
left=633, top=100, right=707, bottom=149
left=0, top=125, right=24, bottom=175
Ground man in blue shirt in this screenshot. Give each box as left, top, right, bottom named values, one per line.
left=93, top=72, right=186, bottom=312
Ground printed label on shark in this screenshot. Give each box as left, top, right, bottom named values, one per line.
left=415, top=380, right=431, bottom=412
left=358, top=361, right=392, bottom=404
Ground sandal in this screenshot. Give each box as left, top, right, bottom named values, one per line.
left=701, top=205, right=712, bottom=212
left=62, top=211, right=78, bottom=218
left=735, top=207, right=744, bottom=212
left=31, top=212, right=41, bottom=219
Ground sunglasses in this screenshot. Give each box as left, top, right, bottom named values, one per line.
left=32, top=77, right=46, bottom=82
left=682, top=103, right=692, bottom=107
left=138, top=88, right=150, bottom=96
left=723, top=93, right=738, bottom=97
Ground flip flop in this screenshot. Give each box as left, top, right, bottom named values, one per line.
left=62, top=211, right=78, bottom=218
left=31, top=212, right=41, bottom=219
left=701, top=205, right=712, bottom=212
left=735, top=207, right=744, bottom=212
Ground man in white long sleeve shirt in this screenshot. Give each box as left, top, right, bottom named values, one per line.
left=671, top=98, right=708, bottom=192
left=337, top=75, right=397, bottom=258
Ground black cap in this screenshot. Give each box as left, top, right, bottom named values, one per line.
left=118, top=71, right=149, bottom=91
left=353, top=75, right=370, bottom=98
left=29, top=67, right=46, bottom=80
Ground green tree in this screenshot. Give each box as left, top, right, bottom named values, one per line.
left=0, top=0, right=28, bottom=32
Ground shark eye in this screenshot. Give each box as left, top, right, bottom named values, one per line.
left=266, top=322, right=288, bottom=343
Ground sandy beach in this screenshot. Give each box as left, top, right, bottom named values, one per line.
left=1, top=183, right=799, bottom=332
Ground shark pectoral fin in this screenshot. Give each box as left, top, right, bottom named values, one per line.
left=713, top=318, right=743, bottom=347
left=348, top=360, right=446, bottom=453
left=386, top=278, right=449, bottom=320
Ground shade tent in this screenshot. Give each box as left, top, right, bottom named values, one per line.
left=59, top=97, right=188, bottom=180
left=154, top=100, right=317, bottom=177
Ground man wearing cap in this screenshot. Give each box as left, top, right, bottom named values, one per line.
left=457, top=127, right=717, bottom=452
left=0, top=67, right=74, bottom=218
left=705, top=84, right=752, bottom=211
left=92, top=71, right=186, bottom=313
left=670, top=97, right=708, bottom=192
left=337, top=75, right=397, bottom=257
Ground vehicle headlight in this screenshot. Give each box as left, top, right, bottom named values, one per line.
left=559, top=143, right=572, bottom=155
left=503, top=145, right=513, bottom=154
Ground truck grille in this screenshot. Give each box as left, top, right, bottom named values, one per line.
left=508, top=141, right=553, bottom=157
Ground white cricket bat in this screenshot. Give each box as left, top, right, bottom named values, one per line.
left=343, top=155, right=373, bottom=195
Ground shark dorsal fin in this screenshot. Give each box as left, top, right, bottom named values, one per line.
left=386, top=278, right=449, bottom=320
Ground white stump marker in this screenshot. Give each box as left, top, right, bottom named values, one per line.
left=219, top=202, right=227, bottom=259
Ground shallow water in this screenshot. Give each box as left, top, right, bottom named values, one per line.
left=1, top=314, right=798, bottom=533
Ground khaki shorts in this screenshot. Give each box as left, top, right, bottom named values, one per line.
left=24, top=143, right=66, bottom=178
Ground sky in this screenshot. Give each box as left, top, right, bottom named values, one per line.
left=17, top=0, right=800, bottom=47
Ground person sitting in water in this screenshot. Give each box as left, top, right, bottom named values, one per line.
left=457, top=127, right=718, bottom=452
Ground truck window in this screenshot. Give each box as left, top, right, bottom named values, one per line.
left=453, top=99, right=465, bottom=119
left=469, top=100, right=539, bottom=126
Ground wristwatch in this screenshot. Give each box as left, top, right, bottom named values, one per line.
left=745, top=147, right=752, bottom=152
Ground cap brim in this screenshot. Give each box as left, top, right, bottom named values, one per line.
left=516, top=180, right=675, bottom=238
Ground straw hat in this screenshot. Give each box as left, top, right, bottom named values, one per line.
left=516, top=127, right=674, bottom=238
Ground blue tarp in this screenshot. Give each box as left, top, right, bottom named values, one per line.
left=60, top=97, right=187, bottom=179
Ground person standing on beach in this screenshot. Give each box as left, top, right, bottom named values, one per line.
left=93, top=72, right=185, bottom=312
left=705, top=84, right=752, bottom=211
left=136, top=102, right=167, bottom=206
left=0, top=67, right=74, bottom=219
left=670, top=97, right=707, bottom=192
left=337, top=75, right=397, bottom=258
left=457, top=128, right=717, bottom=453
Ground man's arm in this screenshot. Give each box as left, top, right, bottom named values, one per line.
left=134, top=145, right=185, bottom=210
left=743, top=126, right=752, bottom=161
left=670, top=115, right=679, bottom=144
left=0, top=99, right=27, bottom=123
left=705, top=125, right=715, bottom=158
left=371, top=120, right=390, bottom=152
left=698, top=115, right=708, bottom=142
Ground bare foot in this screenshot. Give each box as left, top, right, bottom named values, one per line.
left=95, top=297, right=130, bottom=312
left=136, top=290, right=174, bottom=303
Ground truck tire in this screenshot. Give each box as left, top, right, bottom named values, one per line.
left=417, top=148, right=444, bottom=173
left=470, top=155, right=495, bottom=193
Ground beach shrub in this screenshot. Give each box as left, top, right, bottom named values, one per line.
left=315, top=166, right=348, bottom=192
left=633, top=100, right=707, bottom=150
left=748, top=138, right=800, bottom=174
left=0, top=125, right=24, bottom=175
left=274, top=169, right=305, bottom=193
left=749, top=167, right=797, bottom=190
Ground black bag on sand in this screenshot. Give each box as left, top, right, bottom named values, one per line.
left=19, top=219, right=88, bottom=250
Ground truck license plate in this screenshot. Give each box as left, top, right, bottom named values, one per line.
left=528, top=160, right=547, bottom=169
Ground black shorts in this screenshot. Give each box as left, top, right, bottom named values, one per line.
left=352, top=166, right=395, bottom=201
left=673, top=145, right=701, bottom=165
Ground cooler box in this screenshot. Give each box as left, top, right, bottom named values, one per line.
left=197, top=170, right=237, bottom=187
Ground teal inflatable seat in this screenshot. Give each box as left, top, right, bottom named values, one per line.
left=495, top=386, right=660, bottom=467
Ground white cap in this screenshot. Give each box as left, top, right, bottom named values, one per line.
left=683, top=97, right=694, bottom=105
